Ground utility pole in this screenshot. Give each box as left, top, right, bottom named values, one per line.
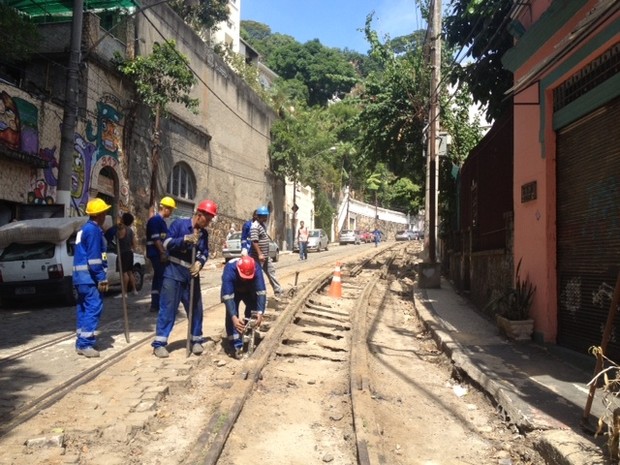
left=57, top=0, right=84, bottom=217
left=428, top=0, right=441, bottom=264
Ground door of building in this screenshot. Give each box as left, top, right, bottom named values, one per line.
left=556, top=96, right=620, bottom=359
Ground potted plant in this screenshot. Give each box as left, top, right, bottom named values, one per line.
left=486, top=259, right=536, bottom=341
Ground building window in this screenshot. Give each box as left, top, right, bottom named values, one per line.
left=166, top=162, right=196, bottom=200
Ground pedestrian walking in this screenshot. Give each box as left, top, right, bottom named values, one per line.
left=227, top=223, right=237, bottom=241
left=151, top=199, right=217, bottom=358
left=221, top=255, right=266, bottom=358
left=117, top=213, right=138, bottom=295
left=240, top=210, right=257, bottom=255
left=249, top=205, right=284, bottom=298
left=372, top=227, right=383, bottom=247
left=73, top=198, right=111, bottom=358
left=297, top=220, right=309, bottom=260
left=146, top=197, right=176, bottom=312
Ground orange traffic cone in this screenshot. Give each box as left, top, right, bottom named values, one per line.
left=328, top=262, right=342, bottom=299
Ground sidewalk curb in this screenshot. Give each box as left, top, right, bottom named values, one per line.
left=412, top=285, right=607, bottom=465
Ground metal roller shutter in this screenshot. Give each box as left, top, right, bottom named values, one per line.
left=556, top=97, right=620, bottom=359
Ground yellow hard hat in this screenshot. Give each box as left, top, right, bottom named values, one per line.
left=160, top=196, right=176, bottom=209
left=85, top=198, right=111, bottom=216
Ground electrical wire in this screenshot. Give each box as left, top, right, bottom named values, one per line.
left=133, top=1, right=272, bottom=141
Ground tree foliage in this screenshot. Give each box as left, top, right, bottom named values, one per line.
left=169, top=0, right=229, bottom=32
left=352, top=15, right=429, bottom=211
left=443, top=0, right=514, bottom=121
left=115, top=40, right=198, bottom=115
left=0, top=5, right=40, bottom=64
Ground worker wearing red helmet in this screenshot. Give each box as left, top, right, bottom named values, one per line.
left=151, top=199, right=217, bottom=358
left=221, top=254, right=266, bottom=359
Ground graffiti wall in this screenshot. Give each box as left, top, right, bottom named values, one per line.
left=0, top=85, right=126, bottom=215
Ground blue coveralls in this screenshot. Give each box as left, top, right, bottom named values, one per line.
left=221, top=257, right=266, bottom=350
left=152, top=218, right=209, bottom=349
left=146, top=213, right=169, bottom=311
left=73, top=219, right=108, bottom=350
left=240, top=219, right=252, bottom=252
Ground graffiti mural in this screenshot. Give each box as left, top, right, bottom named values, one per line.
left=0, top=91, right=22, bottom=151
left=70, top=133, right=96, bottom=215
left=28, top=146, right=58, bottom=204
left=86, top=97, right=124, bottom=161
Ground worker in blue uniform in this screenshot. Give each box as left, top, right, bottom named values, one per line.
left=152, top=199, right=218, bottom=358
left=73, top=198, right=112, bottom=358
left=146, top=196, right=176, bottom=312
left=221, top=255, right=266, bottom=358
left=240, top=209, right=257, bottom=254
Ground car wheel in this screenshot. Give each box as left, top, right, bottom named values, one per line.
left=273, top=250, right=279, bottom=262
left=325, top=243, right=329, bottom=251
left=132, top=265, right=145, bottom=291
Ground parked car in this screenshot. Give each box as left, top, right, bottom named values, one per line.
left=0, top=217, right=145, bottom=307
left=307, top=229, right=329, bottom=252
left=222, top=232, right=279, bottom=262
left=339, top=229, right=361, bottom=245
left=359, top=231, right=373, bottom=243
left=395, top=230, right=417, bottom=241
left=293, top=228, right=330, bottom=253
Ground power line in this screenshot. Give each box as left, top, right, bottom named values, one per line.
left=134, top=2, right=272, bottom=141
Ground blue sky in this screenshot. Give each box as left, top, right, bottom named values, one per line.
left=240, top=0, right=427, bottom=54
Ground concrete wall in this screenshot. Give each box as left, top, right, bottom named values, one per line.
left=0, top=4, right=281, bottom=254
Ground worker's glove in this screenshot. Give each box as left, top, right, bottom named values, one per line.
left=241, top=248, right=248, bottom=257
left=189, top=261, right=203, bottom=277
left=159, top=252, right=169, bottom=264
left=183, top=233, right=199, bottom=245
left=97, top=280, right=109, bottom=293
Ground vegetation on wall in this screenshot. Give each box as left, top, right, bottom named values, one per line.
left=114, top=40, right=198, bottom=210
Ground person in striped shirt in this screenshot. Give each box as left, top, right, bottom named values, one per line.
left=249, top=205, right=284, bottom=298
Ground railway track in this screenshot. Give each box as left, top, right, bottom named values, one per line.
left=0, top=242, right=547, bottom=465
left=183, top=247, right=399, bottom=465
left=0, top=244, right=396, bottom=440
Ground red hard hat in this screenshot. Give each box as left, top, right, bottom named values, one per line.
left=197, top=199, right=218, bottom=217
left=236, top=255, right=256, bottom=280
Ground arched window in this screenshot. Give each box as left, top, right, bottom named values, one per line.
left=166, top=163, right=197, bottom=219
left=167, top=163, right=196, bottom=200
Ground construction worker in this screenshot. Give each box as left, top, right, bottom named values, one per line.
left=151, top=199, right=217, bottom=358
left=146, top=196, right=176, bottom=312
left=221, top=255, right=266, bottom=358
left=240, top=210, right=257, bottom=254
left=73, top=198, right=111, bottom=358
left=249, top=205, right=284, bottom=297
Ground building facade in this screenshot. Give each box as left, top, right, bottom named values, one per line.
left=0, top=1, right=282, bottom=251
left=503, top=0, right=619, bottom=355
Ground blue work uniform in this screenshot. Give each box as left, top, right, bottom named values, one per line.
left=146, top=213, right=169, bottom=311
left=240, top=219, right=252, bottom=252
left=152, top=218, right=209, bottom=349
left=221, top=257, right=266, bottom=350
left=73, top=219, right=108, bottom=350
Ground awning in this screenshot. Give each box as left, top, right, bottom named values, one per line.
left=7, top=0, right=137, bottom=18
left=0, top=145, right=49, bottom=168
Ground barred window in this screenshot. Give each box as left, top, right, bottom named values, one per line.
left=166, top=163, right=196, bottom=201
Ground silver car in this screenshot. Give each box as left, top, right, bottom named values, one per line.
left=222, top=232, right=279, bottom=262
left=339, top=229, right=361, bottom=245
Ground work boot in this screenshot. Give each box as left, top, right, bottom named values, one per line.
left=153, top=346, right=169, bottom=358
left=76, top=347, right=100, bottom=358
left=192, top=343, right=204, bottom=355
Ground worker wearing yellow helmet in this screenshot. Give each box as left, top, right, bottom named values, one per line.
left=146, top=196, right=176, bottom=312
left=73, top=198, right=111, bottom=358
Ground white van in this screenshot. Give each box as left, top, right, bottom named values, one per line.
left=0, top=217, right=145, bottom=306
